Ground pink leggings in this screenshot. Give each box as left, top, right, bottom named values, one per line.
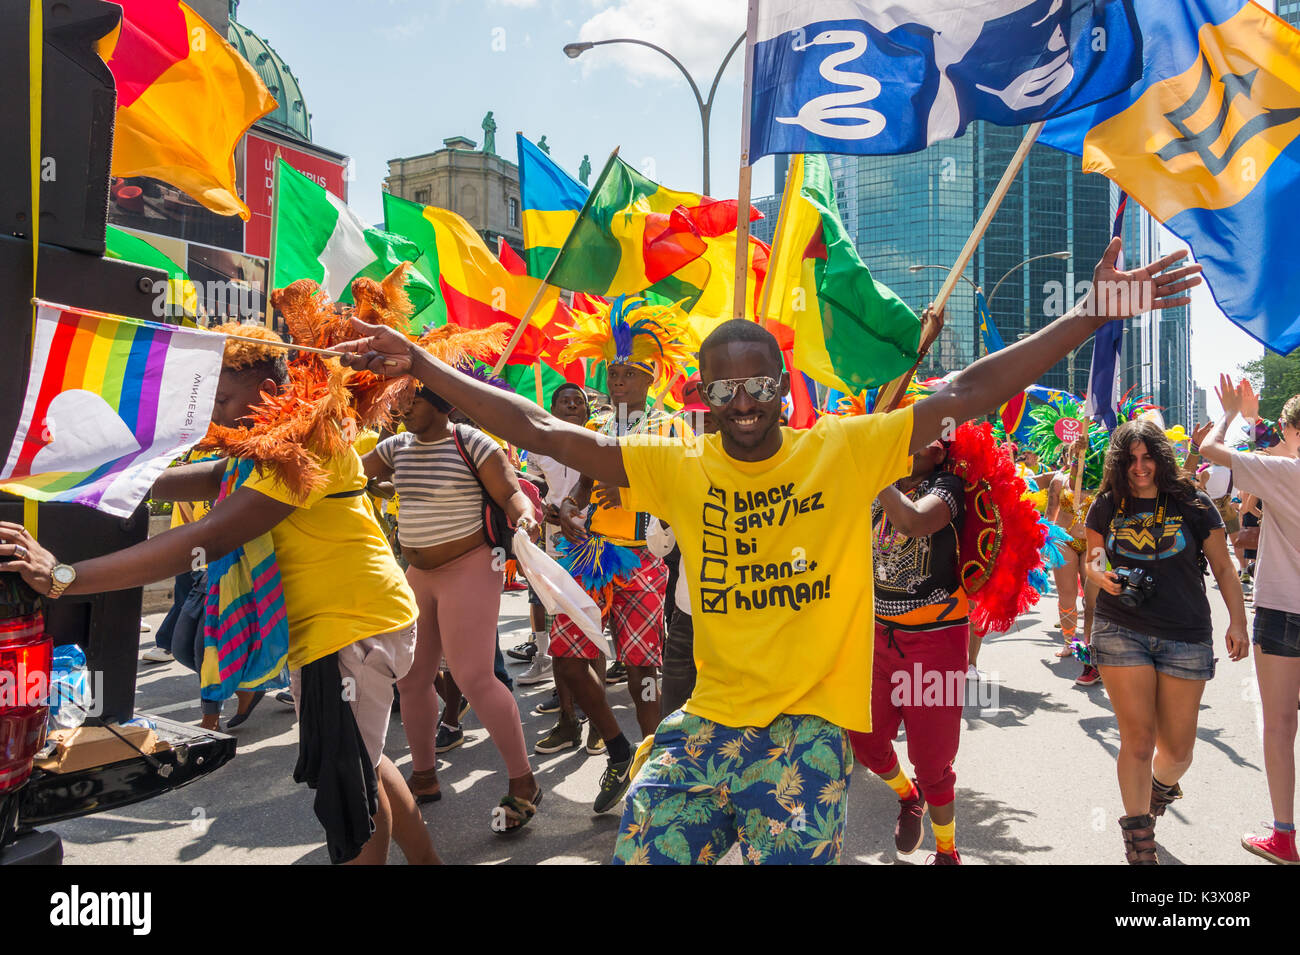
left=399, top=545, right=531, bottom=778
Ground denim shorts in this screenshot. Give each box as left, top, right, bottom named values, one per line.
left=1253, top=607, right=1300, bottom=658
left=1090, top=618, right=1216, bottom=681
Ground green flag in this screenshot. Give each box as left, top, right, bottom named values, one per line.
left=105, top=226, right=199, bottom=322
left=272, top=160, right=434, bottom=327
left=763, top=154, right=920, bottom=392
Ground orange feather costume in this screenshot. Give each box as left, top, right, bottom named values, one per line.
left=197, top=262, right=509, bottom=499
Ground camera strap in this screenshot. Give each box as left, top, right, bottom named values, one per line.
left=1115, top=494, right=1170, bottom=550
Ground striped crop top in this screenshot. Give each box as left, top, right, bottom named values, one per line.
left=376, top=427, right=500, bottom=548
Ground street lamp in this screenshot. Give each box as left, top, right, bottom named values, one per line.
left=909, top=250, right=1070, bottom=363
left=562, top=34, right=745, bottom=195
left=986, top=250, right=1071, bottom=310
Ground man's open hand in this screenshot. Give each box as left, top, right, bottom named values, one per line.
left=1086, top=236, right=1202, bottom=324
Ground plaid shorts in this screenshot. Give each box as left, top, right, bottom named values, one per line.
left=550, top=548, right=667, bottom=666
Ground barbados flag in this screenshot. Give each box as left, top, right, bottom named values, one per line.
left=1041, top=0, right=1300, bottom=355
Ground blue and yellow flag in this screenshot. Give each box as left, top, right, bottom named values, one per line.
left=1042, top=0, right=1300, bottom=355
left=516, top=133, right=589, bottom=278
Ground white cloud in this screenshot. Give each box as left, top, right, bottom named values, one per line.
left=575, top=0, right=747, bottom=88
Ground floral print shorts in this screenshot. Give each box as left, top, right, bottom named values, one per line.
left=612, top=710, right=852, bottom=865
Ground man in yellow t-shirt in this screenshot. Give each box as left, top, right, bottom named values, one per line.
left=330, top=237, right=1202, bottom=864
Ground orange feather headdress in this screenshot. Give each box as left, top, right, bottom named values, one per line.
left=197, top=263, right=427, bottom=499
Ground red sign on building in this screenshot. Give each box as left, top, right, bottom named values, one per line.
left=243, top=132, right=349, bottom=259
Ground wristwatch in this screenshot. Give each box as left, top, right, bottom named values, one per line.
left=48, top=563, right=76, bottom=599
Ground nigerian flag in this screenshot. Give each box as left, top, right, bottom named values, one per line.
left=272, top=159, right=434, bottom=325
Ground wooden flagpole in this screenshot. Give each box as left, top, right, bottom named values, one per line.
left=534, top=362, right=545, bottom=406
left=491, top=147, right=622, bottom=375
left=876, top=121, right=1043, bottom=413
left=730, top=1, right=760, bottom=321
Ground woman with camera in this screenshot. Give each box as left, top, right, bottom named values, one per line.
left=1084, top=418, right=1249, bottom=865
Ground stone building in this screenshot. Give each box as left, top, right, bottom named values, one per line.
left=385, top=127, right=524, bottom=252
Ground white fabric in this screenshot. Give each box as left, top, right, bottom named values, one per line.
left=646, top=518, right=691, bottom=616
left=529, top=452, right=582, bottom=557
left=511, top=529, right=611, bottom=657
left=318, top=190, right=377, bottom=301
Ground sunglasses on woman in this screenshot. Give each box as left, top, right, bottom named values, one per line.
left=703, top=375, right=781, bottom=407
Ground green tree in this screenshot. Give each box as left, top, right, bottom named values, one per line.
left=1240, top=349, right=1300, bottom=421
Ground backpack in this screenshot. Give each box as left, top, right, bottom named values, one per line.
left=451, top=424, right=542, bottom=560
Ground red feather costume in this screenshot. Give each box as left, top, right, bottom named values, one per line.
left=946, top=422, right=1047, bottom=636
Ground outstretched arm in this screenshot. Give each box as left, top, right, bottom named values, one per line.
left=0, top=489, right=294, bottom=598
left=150, top=457, right=226, bottom=502
left=909, top=238, right=1201, bottom=452
left=333, top=319, right=627, bottom=486
left=1199, top=374, right=1255, bottom=467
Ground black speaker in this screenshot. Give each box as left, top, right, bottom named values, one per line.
left=0, top=1, right=172, bottom=724
left=1, top=0, right=121, bottom=254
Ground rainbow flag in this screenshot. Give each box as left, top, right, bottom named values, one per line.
left=1, top=304, right=224, bottom=517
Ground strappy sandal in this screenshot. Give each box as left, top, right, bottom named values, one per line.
left=1150, top=779, right=1183, bottom=819
left=495, top=788, right=543, bottom=834
left=1055, top=611, right=1078, bottom=657
left=407, top=767, right=442, bottom=804
left=1120, top=814, right=1158, bottom=865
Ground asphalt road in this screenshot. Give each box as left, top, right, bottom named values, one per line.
left=51, top=582, right=1280, bottom=866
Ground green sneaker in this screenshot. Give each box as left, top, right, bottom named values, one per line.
left=535, top=716, right=581, bottom=755
left=592, top=756, right=633, bottom=814
left=585, top=723, right=605, bottom=756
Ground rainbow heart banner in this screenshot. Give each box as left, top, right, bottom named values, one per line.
left=1, top=303, right=225, bottom=517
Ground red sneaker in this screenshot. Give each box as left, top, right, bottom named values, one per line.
left=928, top=849, right=962, bottom=865
left=1075, top=665, right=1102, bottom=687
left=894, top=779, right=927, bottom=854
left=1241, top=826, right=1299, bottom=865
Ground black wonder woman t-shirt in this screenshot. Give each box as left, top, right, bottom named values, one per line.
left=1086, top=490, right=1223, bottom=644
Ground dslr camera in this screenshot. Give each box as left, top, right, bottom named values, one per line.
left=1113, top=566, right=1157, bottom=609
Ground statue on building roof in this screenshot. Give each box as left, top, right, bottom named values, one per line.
left=481, top=111, right=497, bottom=155
left=579, top=153, right=592, bottom=186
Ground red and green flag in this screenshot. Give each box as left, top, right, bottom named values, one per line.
left=546, top=152, right=758, bottom=314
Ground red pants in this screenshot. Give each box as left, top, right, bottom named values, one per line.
left=848, top=620, right=968, bottom=807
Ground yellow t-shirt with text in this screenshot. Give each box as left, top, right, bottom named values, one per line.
left=243, top=449, right=417, bottom=669
left=620, top=408, right=913, bottom=732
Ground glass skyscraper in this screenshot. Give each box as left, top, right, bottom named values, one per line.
left=752, top=119, right=1196, bottom=426
left=826, top=124, right=1111, bottom=393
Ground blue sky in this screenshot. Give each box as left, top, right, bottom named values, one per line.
left=237, top=0, right=1263, bottom=410
left=239, top=0, right=769, bottom=222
